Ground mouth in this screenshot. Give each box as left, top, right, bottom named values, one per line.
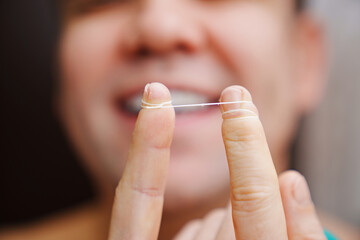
left=116, top=88, right=220, bottom=116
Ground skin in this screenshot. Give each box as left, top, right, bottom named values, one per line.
left=58, top=0, right=324, bottom=212
left=61, top=0, right=326, bottom=239
left=107, top=83, right=326, bottom=239
left=5, top=0, right=351, bottom=239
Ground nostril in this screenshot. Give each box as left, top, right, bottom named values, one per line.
left=129, top=39, right=194, bottom=59
left=177, top=40, right=198, bottom=54
left=177, top=43, right=190, bottom=52
left=136, top=46, right=151, bottom=57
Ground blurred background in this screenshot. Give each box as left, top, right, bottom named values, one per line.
left=295, top=0, right=360, bottom=228
left=0, top=0, right=359, bottom=231
left=0, top=0, right=94, bottom=227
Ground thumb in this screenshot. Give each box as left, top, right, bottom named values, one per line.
left=279, top=171, right=327, bottom=240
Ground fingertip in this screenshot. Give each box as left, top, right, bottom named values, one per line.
left=219, top=86, right=258, bottom=119
left=279, top=170, right=313, bottom=206
left=279, top=170, right=304, bottom=192
left=220, top=85, right=252, bottom=103
left=280, top=174, right=326, bottom=239
left=293, top=174, right=312, bottom=206
left=143, top=82, right=171, bottom=104
left=220, top=87, right=287, bottom=239
left=138, top=82, right=174, bottom=145
left=136, top=82, right=175, bottom=148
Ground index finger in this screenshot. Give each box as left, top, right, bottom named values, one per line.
left=108, top=83, right=175, bottom=240
left=220, top=86, right=287, bottom=239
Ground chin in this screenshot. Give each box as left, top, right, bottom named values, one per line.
left=162, top=150, right=230, bottom=213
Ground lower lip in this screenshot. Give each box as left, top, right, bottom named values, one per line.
left=174, top=107, right=220, bottom=127
left=116, top=106, right=220, bottom=128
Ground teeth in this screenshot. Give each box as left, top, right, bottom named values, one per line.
left=172, top=90, right=210, bottom=114
left=171, top=90, right=208, bottom=105
left=122, top=89, right=212, bottom=114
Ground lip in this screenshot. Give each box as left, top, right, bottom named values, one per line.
left=114, top=81, right=221, bottom=102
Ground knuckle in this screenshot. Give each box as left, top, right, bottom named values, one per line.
left=131, top=185, right=163, bottom=197
left=223, top=118, right=265, bottom=144
left=207, top=208, right=226, bottom=217
left=293, top=232, right=327, bottom=240
left=115, top=181, right=163, bottom=199
left=279, top=170, right=303, bottom=190
left=182, top=219, right=202, bottom=230
left=204, top=208, right=226, bottom=221
left=174, top=219, right=202, bottom=240
left=231, top=178, right=279, bottom=215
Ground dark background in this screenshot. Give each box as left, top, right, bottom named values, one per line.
left=0, top=0, right=94, bottom=227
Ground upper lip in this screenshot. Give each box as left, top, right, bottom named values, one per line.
left=109, top=54, right=231, bottom=102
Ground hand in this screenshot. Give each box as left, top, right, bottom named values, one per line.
left=108, top=82, right=175, bottom=240
left=175, top=86, right=326, bottom=240
left=174, top=170, right=325, bottom=240
left=108, top=83, right=326, bottom=240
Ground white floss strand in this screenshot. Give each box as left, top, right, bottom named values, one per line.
left=225, top=116, right=259, bottom=121
left=141, top=100, right=253, bottom=109
left=221, top=109, right=257, bottom=116
left=141, top=99, right=173, bottom=108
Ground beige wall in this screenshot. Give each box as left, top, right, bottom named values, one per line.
left=296, top=0, right=360, bottom=227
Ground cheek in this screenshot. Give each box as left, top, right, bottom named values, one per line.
left=204, top=6, right=295, bottom=106
left=203, top=5, right=289, bottom=80
left=202, top=5, right=297, bottom=158
left=58, top=13, right=134, bottom=183
left=59, top=14, right=128, bottom=103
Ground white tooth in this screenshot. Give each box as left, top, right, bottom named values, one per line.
left=171, top=90, right=208, bottom=105
left=123, top=90, right=211, bottom=113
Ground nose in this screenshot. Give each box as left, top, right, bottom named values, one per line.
left=123, top=0, right=203, bottom=57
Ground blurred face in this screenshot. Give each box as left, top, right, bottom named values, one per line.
left=59, top=0, right=320, bottom=211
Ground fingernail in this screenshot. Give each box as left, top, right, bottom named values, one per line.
left=142, top=82, right=171, bottom=104
left=293, top=175, right=312, bottom=206
left=144, top=83, right=151, bottom=99
left=220, top=86, right=257, bottom=119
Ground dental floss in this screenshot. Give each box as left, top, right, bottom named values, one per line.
left=221, top=109, right=257, bottom=116
left=141, top=100, right=253, bottom=109
left=141, top=99, right=172, bottom=108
